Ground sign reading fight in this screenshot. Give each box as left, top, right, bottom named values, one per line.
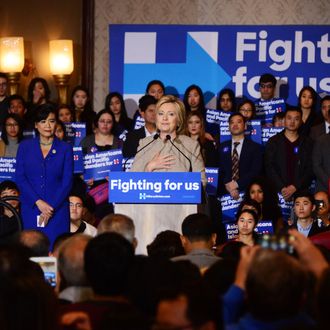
left=109, top=172, right=201, bottom=204
left=0, top=158, right=16, bottom=182
left=83, top=149, right=123, bottom=181
left=110, top=25, right=329, bottom=111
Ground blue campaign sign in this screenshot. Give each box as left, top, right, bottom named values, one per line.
left=205, top=167, right=219, bottom=196
left=83, top=149, right=123, bottom=181
left=109, top=172, right=201, bottom=204
left=73, top=147, right=84, bottom=174
left=278, top=193, right=294, bottom=223
left=255, top=98, right=286, bottom=125
left=219, top=192, right=244, bottom=223
left=262, top=126, right=284, bottom=145
left=64, top=123, right=86, bottom=146
left=205, top=108, right=231, bottom=136
left=109, top=25, right=330, bottom=111
left=0, top=158, right=16, bottom=182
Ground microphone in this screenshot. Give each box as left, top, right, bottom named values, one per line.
left=123, top=133, right=159, bottom=171
left=166, top=135, right=192, bottom=172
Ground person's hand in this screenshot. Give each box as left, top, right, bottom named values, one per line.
left=288, top=229, right=328, bottom=278
left=230, top=189, right=240, bottom=200
left=281, top=185, right=296, bottom=201
left=38, top=213, right=51, bottom=227
left=225, top=181, right=239, bottom=200
left=60, top=311, right=92, bottom=330
left=33, top=89, right=43, bottom=104
left=234, top=245, right=260, bottom=290
left=204, top=132, right=215, bottom=142
left=36, top=199, right=53, bottom=218
left=86, top=178, right=94, bottom=187
left=145, top=152, right=175, bottom=172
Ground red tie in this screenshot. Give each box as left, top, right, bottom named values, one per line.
left=232, top=142, right=240, bottom=181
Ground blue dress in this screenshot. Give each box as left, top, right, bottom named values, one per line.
left=16, top=137, right=73, bottom=247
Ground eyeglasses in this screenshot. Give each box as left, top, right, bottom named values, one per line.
left=240, top=108, right=253, bottom=113
left=0, top=83, right=7, bottom=87
left=260, top=83, right=274, bottom=89
left=5, top=123, right=19, bottom=128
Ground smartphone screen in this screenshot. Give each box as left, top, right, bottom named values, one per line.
left=30, top=256, right=57, bottom=287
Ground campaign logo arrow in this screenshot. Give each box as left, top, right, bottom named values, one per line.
left=124, top=34, right=231, bottom=100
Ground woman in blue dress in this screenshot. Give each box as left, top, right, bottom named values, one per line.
left=16, top=104, right=73, bottom=247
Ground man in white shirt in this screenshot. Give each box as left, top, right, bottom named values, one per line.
left=69, top=195, right=97, bottom=237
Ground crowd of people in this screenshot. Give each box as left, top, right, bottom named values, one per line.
left=0, top=70, right=329, bottom=329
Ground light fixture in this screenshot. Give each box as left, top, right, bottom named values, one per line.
left=49, top=39, right=74, bottom=104
left=0, top=37, right=25, bottom=95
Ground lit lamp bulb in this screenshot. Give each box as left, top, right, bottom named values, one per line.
left=0, top=37, right=25, bottom=95
left=49, top=40, right=74, bottom=104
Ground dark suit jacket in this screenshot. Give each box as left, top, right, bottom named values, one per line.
left=313, top=134, right=330, bottom=192
left=264, top=131, right=313, bottom=192
left=310, top=122, right=326, bottom=141
left=289, top=220, right=325, bottom=238
left=218, top=138, right=263, bottom=194
left=122, top=127, right=146, bottom=158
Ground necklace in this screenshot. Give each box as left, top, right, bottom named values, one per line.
left=40, top=140, right=53, bottom=146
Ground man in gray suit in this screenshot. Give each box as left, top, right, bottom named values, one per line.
left=310, top=95, right=330, bottom=140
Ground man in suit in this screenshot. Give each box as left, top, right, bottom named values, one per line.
left=218, top=113, right=263, bottom=200
left=313, top=131, right=330, bottom=192
left=265, top=108, right=313, bottom=201
left=122, top=95, right=157, bottom=158
left=310, top=95, right=330, bottom=140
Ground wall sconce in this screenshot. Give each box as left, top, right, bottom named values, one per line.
left=0, top=37, right=25, bottom=95
left=49, top=39, right=74, bottom=104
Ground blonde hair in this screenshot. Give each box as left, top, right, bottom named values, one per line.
left=156, top=95, right=186, bottom=135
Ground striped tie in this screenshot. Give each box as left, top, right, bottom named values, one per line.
left=232, top=142, right=240, bottom=181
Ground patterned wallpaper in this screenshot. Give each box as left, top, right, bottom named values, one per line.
left=94, top=0, right=330, bottom=111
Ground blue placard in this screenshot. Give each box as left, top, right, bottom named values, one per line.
left=134, top=116, right=145, bottom=130
left=262, top=127, right=284, bottom=145
left=83, top=149, right=123, bottom=181
left=109, top=172, right=202, bottom=204
left=205, top=167, right=219, bottom=196
left=245, top=120, right=262, bottom=144
left=278, top=193, right=294, bottom=223
left=219, top=192, right=244, bottom=223
left=255, top=98, right=286, bottom=125
left=0, top=157, right=16, bottom=182
left=73, top=147, right=84, bottom=174
left=205, top=108, right=231, bottom=136
left=64, top=122, right=86, bottom=146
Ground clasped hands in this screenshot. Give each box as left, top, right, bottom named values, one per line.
left=146, top=152, right=175, bottom=172
left=36, top=199, right=54, bottom=227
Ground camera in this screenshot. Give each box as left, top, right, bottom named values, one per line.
left=257, top=233, right=295, bottom=254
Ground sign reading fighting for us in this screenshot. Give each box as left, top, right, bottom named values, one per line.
left=110, top=25, right=330, bottom=112
left=109, top=172, right=201, bottom=204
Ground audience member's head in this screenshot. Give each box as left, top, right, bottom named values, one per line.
left=18, top=230, right=50, bottom=256
left=84, top=233, right=134, bottom=297
left=0, top=244, right=58, bottom=330
left=259, top=73, right=277, bottom=100
left=181, top=213, right=216, bottom=252
left=98, top=213, right=137, bottom=248
left=147, top=230, right=184, bottom=259
left=246, top=249, right=308, bottom=321
left=58, top=234, right=92, bottom=289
